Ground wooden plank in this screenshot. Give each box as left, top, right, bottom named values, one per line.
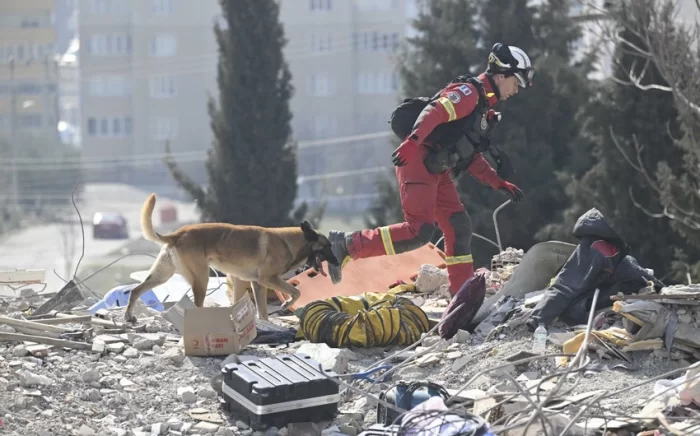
left=0, top=269, right=45, bottom=284
left=31, top=315, right=92, bottom=325
left=0, top=315, right=78, bottom=334
left=0, top=332, right=91, bottom=350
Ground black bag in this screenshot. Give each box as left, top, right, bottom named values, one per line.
left=388, top=97, right=432, bottom=141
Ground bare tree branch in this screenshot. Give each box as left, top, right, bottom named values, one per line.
left=608, top=126, right=646, bottom=174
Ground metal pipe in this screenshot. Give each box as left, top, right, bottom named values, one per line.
left=435, top=233, right=500, bottom=251
left=493, top=199, right=511, bottom=252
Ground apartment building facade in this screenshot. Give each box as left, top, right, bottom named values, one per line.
left=79, top=0, right=415, bottom=209
left=280, top=0, right=415, bottom=213
left=0, top=0, right=60, bottom=141
left=78, top=0, right=220, bottom=191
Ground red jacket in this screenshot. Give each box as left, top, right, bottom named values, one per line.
left=408, top=73, right=505, bottom=187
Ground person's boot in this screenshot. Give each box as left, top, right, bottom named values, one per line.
left=327, top=230, right=351, bottom=284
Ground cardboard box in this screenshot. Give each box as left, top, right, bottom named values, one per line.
left=182, top=293, right=257, bottom=357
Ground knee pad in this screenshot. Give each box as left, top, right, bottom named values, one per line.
left=393, top=222, right=437, bottom=253
left=415, top=222, right=437, bottom=245
left=448, top=211, right=472, bottom=255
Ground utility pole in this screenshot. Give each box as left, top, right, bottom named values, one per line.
left=8, top=56, right=19, bottom=216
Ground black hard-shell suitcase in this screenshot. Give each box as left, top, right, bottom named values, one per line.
left=221, top=353, right=340, bottom=430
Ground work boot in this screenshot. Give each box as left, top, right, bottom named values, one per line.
left=328, top=230, right=351, bottom=284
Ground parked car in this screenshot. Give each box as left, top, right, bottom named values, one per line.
left=92, top=212, right=129, bottom=240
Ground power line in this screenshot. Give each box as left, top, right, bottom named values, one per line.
left=3, top=131, right=393, bottom=165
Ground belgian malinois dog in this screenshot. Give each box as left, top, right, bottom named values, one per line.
left=123, top=194, right=339, bottom=323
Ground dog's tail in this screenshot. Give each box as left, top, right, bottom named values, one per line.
left=141, top=193, right=168, bottom=244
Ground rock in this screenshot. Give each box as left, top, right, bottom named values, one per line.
left=162, top=347, right=185, bottom=366
left=77, top=425, right=96, bottom=435
left=25, top=345, right=49, bottom=357
left=421, top=335, right=442, bottom=347
left=128, top=333, right=166, bottom=350
left=92, top=340, right=106, bottom=354
left=193, top=421, right=220, bottom=434
left=415, top=264, right=449, bottom=294
left=415, top=352, right=441, bottom=367
left=82, top=370, right=100, bottom=383
left=678, top=314, right=693, bottom=324
left=177, top=386, right=197, bottom=404
left=86, top=389, right=102, bottom=402
left=107, top=342, right=126, bottom=353
left=452, top=329, right=472, bottom=344
left=446, top=351, right=463, bottom=360
left=119, top=378, right=135, bottom=387
left=198, top=387, right=217, bottom=399
left=123, top=347, right=139, bottom=358
left=19, top=288, right=37, bottom=298
left=452, top=355, right=473, bottom=372
left=12, top=345, right=28, bottom=357
left=18, top=371, right=52, bottom=387
left=296, top=343, right=355, bottom=374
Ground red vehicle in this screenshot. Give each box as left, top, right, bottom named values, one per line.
left=92, top=212, right=129, bottom=240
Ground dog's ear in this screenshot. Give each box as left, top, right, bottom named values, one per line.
left=300, top=220, right=318, bottom=241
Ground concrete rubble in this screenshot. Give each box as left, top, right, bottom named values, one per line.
left=0, top=248, right=699, bottom=436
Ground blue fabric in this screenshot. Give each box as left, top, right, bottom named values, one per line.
left=89, top=283, right=164, bottom=314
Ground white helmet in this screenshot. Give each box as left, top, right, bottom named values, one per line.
left=487, top=43, right=534, bottom=88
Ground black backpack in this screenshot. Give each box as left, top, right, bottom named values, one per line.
left=388, top=75, right=488, bottom=145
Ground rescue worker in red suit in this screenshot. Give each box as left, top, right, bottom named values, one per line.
left=327, top=43, right=534, bottom=296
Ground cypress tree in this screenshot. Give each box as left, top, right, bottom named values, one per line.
left=166, top=0, right=309, bottom=227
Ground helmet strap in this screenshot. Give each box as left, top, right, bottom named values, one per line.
left=484, top=72, right=501, bottom=101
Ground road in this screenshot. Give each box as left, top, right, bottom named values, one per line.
left=0, top=183, right=199, bottom=296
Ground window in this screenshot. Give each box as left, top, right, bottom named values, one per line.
left=89, top=33, right=131, bottom=55
left=354, top=31, right=400, bottom=52
left=149, top=75, right=176, bottom=98
left=310, top=32, right=333, bottom=53
left=0, top=13, right=52, bottom=29
left=151, top=117, right=178, bottom=140
left=88, top=76, right=131, bottom=97
left=87, top=117, right=97, bottom=136
left=151, top=34, right=177, bottom=57
left=90, top=0, right=129, bottom=14
left=152, top=0, right=174, bottom=15
left=100, top=118, right=109, bottom=136
left=112, top=118, right=122, bottom=135
left=86, top=116, right=132, bottom=137
left=310, top=0, right=332, bottom=11
left=356, top=71, right=397, bottom=95
left=307, top=73, right=335, bottom=97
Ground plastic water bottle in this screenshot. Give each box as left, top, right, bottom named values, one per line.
left=533, top=323, right=547, bottom=353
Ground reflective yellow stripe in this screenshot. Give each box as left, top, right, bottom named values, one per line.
left=445, top=254, right=473, bottom=266
left=437, top=97, right=457, bottom=121
left=341, top=255, right=351, bottom=268
left=379, top=226, right=396, bottom=256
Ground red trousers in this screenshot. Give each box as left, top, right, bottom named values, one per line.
left=347, top=146, right=474, bottom=295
